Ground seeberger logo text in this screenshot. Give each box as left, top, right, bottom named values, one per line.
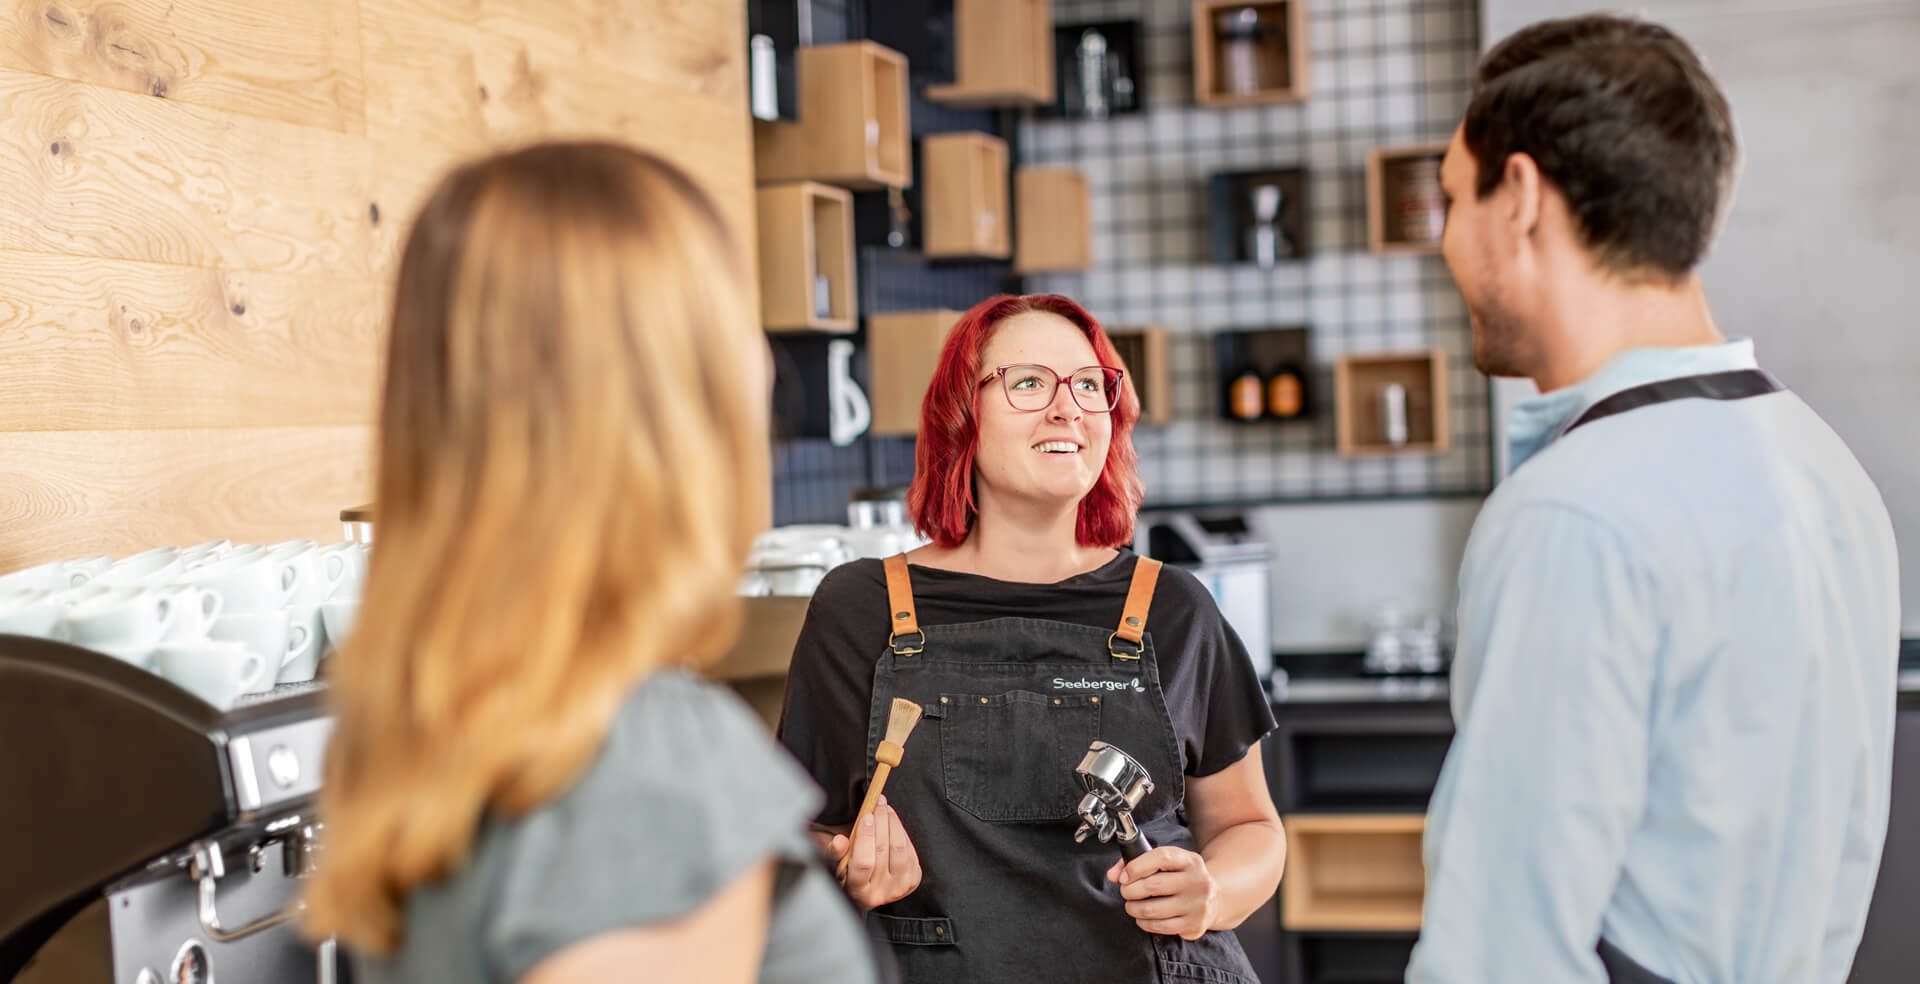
left=1053, top=677, right=1145, bottom=692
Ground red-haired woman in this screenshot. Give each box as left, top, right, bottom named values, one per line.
left=779, top=294, right=1285, bottom=982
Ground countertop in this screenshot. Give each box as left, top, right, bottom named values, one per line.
left=1273, top=667, right=1920, bottom=705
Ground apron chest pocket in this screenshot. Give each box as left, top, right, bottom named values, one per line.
left=931, top=690, right=1102, bottom=822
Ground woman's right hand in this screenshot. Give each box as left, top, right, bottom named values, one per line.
left=826, top=795, right=922, bottom=911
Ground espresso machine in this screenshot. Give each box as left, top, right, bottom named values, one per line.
left=0, top=635, right=336, bottom=983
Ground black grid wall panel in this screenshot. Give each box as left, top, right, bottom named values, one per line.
left=1023, top=0, right=1492, bottom=506
left=770, top=0, right=1012, bottom=525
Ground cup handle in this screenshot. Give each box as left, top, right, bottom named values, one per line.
left=323, top=553, right=349, bottom=593
left=280, top=563, right=301, bottom=599
left=200, top=588, right=224, bottom=626
left=284, top=624, right=309, bottom=667
left=242, top=652, right=270, bottom=693
left=154, top=596, right=178, bottom=636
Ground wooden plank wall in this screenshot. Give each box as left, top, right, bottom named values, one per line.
left=0, top=0, right=753, bottom=569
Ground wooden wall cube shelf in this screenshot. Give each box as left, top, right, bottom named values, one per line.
left=1106, top=327, right=1171, bottom=426
left=922, top=132, right=1010, bottom=260
left=756, top=182, right=856, bottom=333
left=1014, top=167, right=1092, bottom=273
left=867, top=309, right=962, bottom=435
left=1193, top=1, right=1310, bottom=107
left=1281, top=814, right=1426, bottom=932
left=1334, top=349, right=1451, bottom=456
left=754, top=42, right=912, bottom=190
left=926, top=0, right=1055, bottom=107
left=1368, top=143, right=1450, bottom=255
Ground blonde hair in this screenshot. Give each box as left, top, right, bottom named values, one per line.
left=303, top=142, right=770, bottom=953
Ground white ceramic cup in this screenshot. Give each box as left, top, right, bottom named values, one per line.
left=59, top=585, right=179, bottom=649
left=209, top=610, right=297, bottom=678
left=157, top=586, right=225, bottom=643
left=278, top=605, right=325, bottom=684
left=180, top=539, right=234, bottom=561
left=269, top=541, right=345, bottom=608
left=98, top=547, right=183, bottom=586
left=316, top=542, right=368, bottom=602
left=320, top=601, right=359, bottom=653
left=0, top=588, right=65, bottom=639
left=0, top=562, right=64, bottom=593
left=63, top=556, right=113, bottom=587
left=181, top=550, right=299, bottom=614
left=154, top=640, right=273, bottom=709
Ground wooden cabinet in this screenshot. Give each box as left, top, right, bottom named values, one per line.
left=1367, top=143, right=1450, bottom=255
left=1106, top=327, right=1171, bottom=426
left=1333, top=350, right=1450, bottom=456
left=1014, top=167, right=1092, bottom=274
left=754, top=42, right=911, bottom=190
left=926, top=0, right=1055, bottom=107
left=756, top=182, right=856, bottom=333
left=1192, top=1, right=1310, bottom=106
left=922, top=133, right=1010, bottom=260
left=1281, top=814, right=1427, bottom=932
left=867, top=309, right=962, bottom=435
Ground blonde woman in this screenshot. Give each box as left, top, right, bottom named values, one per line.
left=303, top=143, right=880, bottom=984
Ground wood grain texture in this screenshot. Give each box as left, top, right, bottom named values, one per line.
left=479, top=0, right=742, bottom=105
left=0, top=0, right=754, bottom=566
left=0, top=425, right=373, bottom=570
left=0, top=249, right=380, bottom=431
left=472, top=33, right=753, bottom=233
left=0, top=69, right=375, bottom=275
left=360, top=0, right=485, bottom=153
left=0, top=0, right=366, bottom=133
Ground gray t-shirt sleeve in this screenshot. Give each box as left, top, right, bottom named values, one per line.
left=481, top=670, right=825, bottom=982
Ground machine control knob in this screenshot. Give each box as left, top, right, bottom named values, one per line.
left=267, top=744, right=301, bottom=789
left=170, top=940, right=211, bottom=984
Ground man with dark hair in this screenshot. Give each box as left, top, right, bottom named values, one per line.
left=1408, top=14, right=1900, bottom=984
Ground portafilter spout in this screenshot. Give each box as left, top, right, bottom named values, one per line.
left=1072, top=740, right=1154, bottom=861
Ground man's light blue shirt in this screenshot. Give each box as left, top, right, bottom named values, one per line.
left=1408, top=341, right=1901, bottom=983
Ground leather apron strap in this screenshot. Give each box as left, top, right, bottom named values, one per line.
left=884, top=553, right=924, bottom=655
left=1109, top=557, right=1162, bottom=661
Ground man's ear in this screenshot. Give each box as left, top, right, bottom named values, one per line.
left=1500, top=151, right=1543, bottom=238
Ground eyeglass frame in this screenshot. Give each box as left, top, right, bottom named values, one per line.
left=977, top=363, right=1127, bottom=414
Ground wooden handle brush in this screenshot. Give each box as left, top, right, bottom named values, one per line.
left=837, top=697, right=924, bottom=879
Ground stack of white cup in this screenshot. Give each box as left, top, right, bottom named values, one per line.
left=0, top=538, right=368, bottom=709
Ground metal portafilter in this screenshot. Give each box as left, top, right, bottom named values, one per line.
left=1073, top=740, right=1155, bottom=861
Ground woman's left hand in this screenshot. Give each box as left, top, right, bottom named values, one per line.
left=1105, top=847, right=1219, bottom=940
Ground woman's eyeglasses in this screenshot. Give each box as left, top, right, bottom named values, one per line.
left=978, top=364, right=1126, bottom=413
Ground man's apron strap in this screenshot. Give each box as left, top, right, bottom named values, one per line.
left=1109, top=557, right=1162, bottom=661
left=883, top=554, right=924, bottom=655
left=1564, top=368, right=1783, bottom=435
left=1597, top=938, right=1677, bottom=984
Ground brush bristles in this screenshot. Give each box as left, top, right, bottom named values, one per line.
left=885, top=697, right=924, bottom=742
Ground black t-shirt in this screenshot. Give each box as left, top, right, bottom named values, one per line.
left=777, top=550, right=1278, bottom=825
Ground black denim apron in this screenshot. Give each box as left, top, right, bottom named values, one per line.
left=1560, top=366, right=1784, bottom=984
left=860, top=554, right=1257, bottom=983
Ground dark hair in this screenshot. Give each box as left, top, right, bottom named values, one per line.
left=1463, top=14, right=1736, bottom=282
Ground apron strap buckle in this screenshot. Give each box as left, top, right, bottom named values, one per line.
left=883, top=553, right=924, bottom=655
left=1107, top=631, right=1143, bottom=661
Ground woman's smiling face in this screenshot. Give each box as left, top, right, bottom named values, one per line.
left=970, top=310, right=1114, bottom=509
